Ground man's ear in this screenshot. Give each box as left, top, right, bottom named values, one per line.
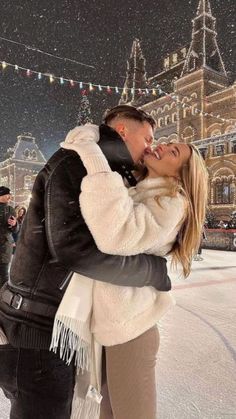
left=115, top=123, right=127, bottom=141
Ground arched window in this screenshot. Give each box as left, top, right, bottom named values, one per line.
left=172, top=113, right=177, bottom=123
left=158, top=118, right=164, bottom=127
left=23, top=149, right=30, bottom=159
left=192, top=104, right=198, bottom=115
left=164, top=105, right=170, bottom=113
left=231, top=142, right=236, bottom=154
left=31, top=150, right=37, bottom=160
left=214, top=180, right=233, bottom=204
left=183, top=107, right=191, bottom=118
left=191, top=92, right=198, bottom=100
left=225, top=125, right=235, bottom=134
left=182, top=126, right=194, bottom=142
left=211, top=129, right=221, bottom=137
left=165, top=115, right=171, bottom=125
left=199, top=148, right=208, bottom=160
left=24, top=175, right=32, bottom=190
left=207, top=123, right=222, bottom=137
left=215, top=144, right=224, bottom=156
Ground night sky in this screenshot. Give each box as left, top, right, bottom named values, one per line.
left=0, top=0, right=235, bottom=160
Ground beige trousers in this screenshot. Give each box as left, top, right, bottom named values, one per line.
left=100, top=325, right=160, bottom=419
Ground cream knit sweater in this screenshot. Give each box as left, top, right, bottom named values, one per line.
left=81, top=173, right=186, bottom=345
left=62, top=127, right=186, bottom=346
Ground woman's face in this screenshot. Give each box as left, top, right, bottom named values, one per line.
left=18, top=209, right=25, bottom=217
left=143, top=142, right=191, bottom=178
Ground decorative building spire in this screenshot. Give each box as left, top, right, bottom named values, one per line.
left=181, top=0, right=227, bottom=77
left=119, top=39, right=148, bottom=105
left=197, top=0, right=212, bottom=15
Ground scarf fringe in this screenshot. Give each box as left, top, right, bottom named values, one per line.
left=50, top=315, right=91, bottom=371
left=70, top=396, right=100, bottom=419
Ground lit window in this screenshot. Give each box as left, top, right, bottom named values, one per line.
left=24, top=149, right=30, bottom=159
left=164, top=57, right=170, bottom=69
left=214, top=182, right=233, bottom=204
left=199, top=148, right=207, bottom=160
left=165, top=115, right=171, bottom=125
left=215, top=145, right=224, bottom=156
left=172, top=53, right=178, bottom=64
left=232, top=143, right=236, bottom=154
left=24, top=175, right=32, bottom=189
left=172, top=113, right=177, bottom=123
left=31, top=150, right=37, bottom=160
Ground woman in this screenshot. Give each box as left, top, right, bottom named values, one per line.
left=51, top=124, right=208, bottom=419
left=12, top=206, right=27, bottom=253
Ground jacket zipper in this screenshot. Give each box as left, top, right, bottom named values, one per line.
left=45, top=154, right=70, bottom=261
left=59, top=271, right=73, bottom=291
left=46, top=178, right=59, bottom=261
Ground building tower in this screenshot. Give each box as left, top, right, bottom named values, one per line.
left=0, top=133, right=46, bottom=206
left=119, top=39, right=148, bottom=106
left=134, top=0, right=236, bottom=223
left=181, top=0, right=227, bottom=76
left=175, top=0, right=229, bottom=142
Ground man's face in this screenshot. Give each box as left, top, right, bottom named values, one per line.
left=0, top=194, right=11, bottom=204
left=114, top=120, right=154, bottom=163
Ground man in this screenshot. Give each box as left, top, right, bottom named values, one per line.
left=0, top=105, right=170, bottom=419
left=0, top=187, right=18, bottom=287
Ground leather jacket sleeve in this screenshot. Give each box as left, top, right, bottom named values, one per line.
left=45, top=151, right=171, bottom=291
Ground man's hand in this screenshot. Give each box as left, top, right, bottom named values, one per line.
left=60, top=124, right=99, bottom=152
left=8, top=216, right=17, bottom=227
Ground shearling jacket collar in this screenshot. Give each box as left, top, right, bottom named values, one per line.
left=98, top=124, right=137, bottom=186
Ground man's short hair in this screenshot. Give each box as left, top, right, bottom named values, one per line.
left=103, top=105, right=156, bottom=129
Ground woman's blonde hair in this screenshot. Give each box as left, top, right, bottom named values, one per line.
left=171, top=144, right=209, bottom=277
left=146, top=143, right=208, bottom=277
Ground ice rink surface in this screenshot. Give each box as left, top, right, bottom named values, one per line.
left=1, top=250, right=235, bottom=418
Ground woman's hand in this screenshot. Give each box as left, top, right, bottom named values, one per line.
left=60, top=124, right=99, bottom=152
left=60, top=123, right=111, bottom=174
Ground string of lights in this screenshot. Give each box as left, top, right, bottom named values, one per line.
left=0, top=59, right=235, bottom=127
left=0, top=35, right=95, bottom=69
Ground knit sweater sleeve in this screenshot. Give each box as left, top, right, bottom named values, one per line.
left=80, top=172, right=186, bottom=256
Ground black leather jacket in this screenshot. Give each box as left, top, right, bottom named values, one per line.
left=0, top=124, right=171, bottom=349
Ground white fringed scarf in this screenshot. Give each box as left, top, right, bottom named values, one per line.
left=50, top=273, right=103, bottom=419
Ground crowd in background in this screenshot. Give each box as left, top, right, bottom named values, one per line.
left=0, top=186, right=27, bottom=287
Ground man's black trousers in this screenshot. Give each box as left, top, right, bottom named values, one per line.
left=0, top=344, right=75, bottom=419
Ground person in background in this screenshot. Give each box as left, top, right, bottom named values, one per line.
left=12, top=206, right=27, bottom=253
left=218, top=220, right=227, bottom=229
left=0, top=187, right=18, bottom=287
left=193, top=227, right=207, bottom=261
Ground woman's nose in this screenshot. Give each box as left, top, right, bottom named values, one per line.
left=146, top=137, right=153, bottom=145
left=159, top=144, right=167, bottom=152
